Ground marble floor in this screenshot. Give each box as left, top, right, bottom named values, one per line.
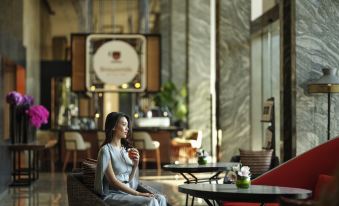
left=0, top=170, right=214, bottom=206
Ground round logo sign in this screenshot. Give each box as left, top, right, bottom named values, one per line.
left=93, top=40, right=139, bottom=85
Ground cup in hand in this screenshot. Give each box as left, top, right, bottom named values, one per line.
left=128, top=148, right=138, bottom=160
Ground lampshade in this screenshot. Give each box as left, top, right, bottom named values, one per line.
left=308, top=68, right=339, bottom=93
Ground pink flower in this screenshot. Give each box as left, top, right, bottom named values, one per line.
left=26, top=105, right=49, bottom=128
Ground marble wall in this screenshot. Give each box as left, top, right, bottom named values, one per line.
left=295, top=0, right=339, bottom=153
left=0, top=145, right=11, bottom=194
left=171, top=0, right=187, bottom=88
left=187, top=0, right=212, bottom=153
left=160, top=0, right=171, bottom=83
left=23, top=0, right=41, bottom=103
left=218, top=0, right=251, bottom=161
left=160, top=0, right=212, bottom=153
left=0, top=0, right=24, bottom=195
left=0, top=0, right=25, bottom=64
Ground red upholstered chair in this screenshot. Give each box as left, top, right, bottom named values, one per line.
left=223, top=137, right=339, bottom=206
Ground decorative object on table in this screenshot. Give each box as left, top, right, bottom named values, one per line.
left=226, top=164, right=251, bottom=189
left=6, top=91, right=49, bottom=144
left=197, top=149, right=208, bottom=165
left=308, top=68, right=339, bottom=141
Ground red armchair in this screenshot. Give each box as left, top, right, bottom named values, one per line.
left=223, top=137, right=339, bottom=206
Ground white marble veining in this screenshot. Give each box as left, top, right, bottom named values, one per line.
left=296, top=0, right=339, bottom=154
left=188, top=0, right=212, bottom=152
left=171, top=0, right=187, bottom=87
left=218, top=0, right=251, bottom=161
left=160, top=0, right=171, bottom=83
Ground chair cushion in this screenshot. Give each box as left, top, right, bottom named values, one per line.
left=81, top=158, right=97, bottom=190
left=239, top=149, right=273, bottom=177
left=314, top=174, right=335, bottom=200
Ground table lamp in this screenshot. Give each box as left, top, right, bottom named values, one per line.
left=308, top=68, right=339, bottom=140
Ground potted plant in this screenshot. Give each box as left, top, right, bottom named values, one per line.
left=153, top=81, right=187, bottom=127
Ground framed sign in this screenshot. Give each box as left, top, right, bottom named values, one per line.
left=261, top=99, right=274, bottom=122
left=86, top=34, right=146, bottom=92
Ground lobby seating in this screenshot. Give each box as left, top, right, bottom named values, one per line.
left=62, top=132, right=92, bottom=172
left=132, top=131, right=161, bottom=172
left=223, top=137, right=339, bottom=206
left=228, top=149, right=279, bottom=179
left=171, top=129, right=203, bottom=163
left=36, top=130, right=58, bottom=172
left=67, top=159, right=170, bottom=206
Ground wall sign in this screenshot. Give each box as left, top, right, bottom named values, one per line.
left=86, top=34, right=146, bottom=92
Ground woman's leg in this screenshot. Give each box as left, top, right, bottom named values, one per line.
left=104, top=193, right=159, bottom=206
left=155, top=194, right=167, bottom=206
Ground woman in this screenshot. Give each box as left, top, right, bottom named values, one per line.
left=94, top=112, right=166, bottom=206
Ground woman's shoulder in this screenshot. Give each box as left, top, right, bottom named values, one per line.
left=98, top=144, right=111, bottom=154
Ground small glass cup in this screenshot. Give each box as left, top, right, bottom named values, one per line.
left=128, top=148, right=136, bottom=159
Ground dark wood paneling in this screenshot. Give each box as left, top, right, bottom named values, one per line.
left=71, top=34, right=87, bottom=92
left=146, top=35, right=161, bottom=92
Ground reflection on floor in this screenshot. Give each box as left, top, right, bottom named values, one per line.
left=0, top=170, right=215, bottom=206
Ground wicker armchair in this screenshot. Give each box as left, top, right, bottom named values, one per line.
left=67, top=173, right=171, bottom=206
left=67, top=173, right=108, bottom=206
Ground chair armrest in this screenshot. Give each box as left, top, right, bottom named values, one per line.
left=67, top=173, right=108, bottom=206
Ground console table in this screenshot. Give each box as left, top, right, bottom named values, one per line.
left=8, top=139, right=57, bottom=186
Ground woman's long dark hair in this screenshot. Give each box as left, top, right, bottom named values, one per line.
left=101, top=112, right=133, bottom=150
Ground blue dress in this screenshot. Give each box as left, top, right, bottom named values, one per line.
left=94, top=144, right=166, bottom=206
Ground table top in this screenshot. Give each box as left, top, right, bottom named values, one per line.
left=178, top=184, right=312, bottom=203
left=163, top=162, right=239, bottom=173
left=7, top=139, right=58, bottom=150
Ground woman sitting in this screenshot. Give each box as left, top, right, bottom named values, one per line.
left=94, top=112, right=166, bottom=206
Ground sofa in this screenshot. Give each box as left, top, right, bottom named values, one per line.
left=67, top=158, right=171, bottom=206
left=223, top=137, right=339, bottom=206
left=67, top=173, right=167, bottom=206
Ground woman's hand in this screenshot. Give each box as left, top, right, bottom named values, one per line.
left=135, top=191, right=155, bottom=198
left=128, top=148, right=140, bottom=166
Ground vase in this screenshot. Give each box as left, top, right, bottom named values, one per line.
left=9, top=104, right=18, bottom=143
left=236, top=177, right=251, bottom=189
left=197, top=156, right=207, bottom=165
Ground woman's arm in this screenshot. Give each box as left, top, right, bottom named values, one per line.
left=105, top=160, right=153, bottom=197
left=128, top=148, right=140, bottom=182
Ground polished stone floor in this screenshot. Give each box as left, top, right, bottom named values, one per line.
left=0, top=169, right=214, bottom=206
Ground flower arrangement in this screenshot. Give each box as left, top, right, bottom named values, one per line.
left=6, top=91, right=34, bottom=106
left=197, top=149, right=209, bottom=158
left=227, top=164, right=251, bottom=188
left=26, top=105, right=49, bottom=128
left=6, top=91, right=49, bottom=129
left=197, top=149, right=209, bottom=165
left=227, top=164, right=251, bottom=182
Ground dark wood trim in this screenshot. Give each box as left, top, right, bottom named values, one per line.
left=251, top=4, right=279, bottom=34
left=280, top=0, right=296, bottom=161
